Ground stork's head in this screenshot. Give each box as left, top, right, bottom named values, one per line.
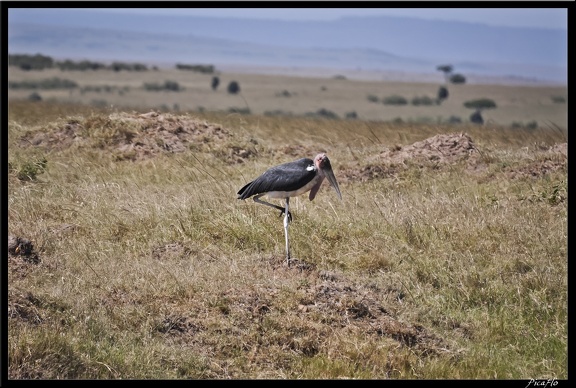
left=313, top=153, right=342, bottom=200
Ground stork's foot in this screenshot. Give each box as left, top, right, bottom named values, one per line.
left=279, top=209, right=293, bottom=223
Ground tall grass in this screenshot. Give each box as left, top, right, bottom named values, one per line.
left=7, top=101, right=567, bottom=379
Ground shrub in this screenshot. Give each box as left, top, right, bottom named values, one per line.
left=550, top=95, right=566, bottom=104
left=449, top=73, right=467, bottom=84
left=305, top=109, right=339, bottom=119
left=15, top=157, right=48, bottom=181
left=345, top=111, right=358, bottom=119
left=57, top=59, right=107, bottom=71
left=27, top=92, right=42, bottom=102
left=143, top=81, right=183, bottom=92
left=9, top=78, right=78, bottom=90
left=176, top=64, right=215, bottom=74
left=526, top=121, right=538, bottom=129
left=227, top=81, right=241, bottom=94
left=276, top=90, right=292, bottom=97
left=411, top=96, right=435, bottom=106
left=382, top=95, right=408, bottom=106
left=464, top=98, right=497, bottom=110
left=367, top=94, right=379, bottom=103
left=111, top=62, right=148, bottom=72
left=264, top=110, right=293, bottom=117
left=447, top=115, right=462, bottom=124
left=9, top=53, right=54, bottom=70
left=227, top=107, right=251, bottom=114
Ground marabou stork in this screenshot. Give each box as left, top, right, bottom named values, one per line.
left=237, top=153, right=342, bottom=265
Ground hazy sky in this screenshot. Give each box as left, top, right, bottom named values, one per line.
left=86, top=7, right=568, bottom=30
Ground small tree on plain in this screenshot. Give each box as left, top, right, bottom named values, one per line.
left=464, top=98, right=497, bottom=125
left=437, top=86, right=449, bottom=104
left=437, top=64, right=453, bottom=83
left=227, top=81, right=240, bottom=94
left=211, top=76, right=220, bottom=91
left=470, top=110, right=484, bottom=125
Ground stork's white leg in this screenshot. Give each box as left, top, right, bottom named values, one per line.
left=284, top=197, right=291, bottom=265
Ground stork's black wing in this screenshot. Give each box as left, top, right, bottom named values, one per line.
left=237, top=158, right=316, bottom=199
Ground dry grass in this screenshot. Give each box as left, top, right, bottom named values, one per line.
left=7, top=98, right=567, bottom=380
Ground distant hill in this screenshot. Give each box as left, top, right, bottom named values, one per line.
left=7, top=9, right=567, bottom=84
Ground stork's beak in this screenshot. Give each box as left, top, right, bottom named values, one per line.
left=323, top=162, right=342, bottom=200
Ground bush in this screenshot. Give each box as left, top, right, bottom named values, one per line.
left=9, top=53, right=54, bottom=70
left=304, top=108, right=339, bottom=119
left=449, top=73, right=467, bottom=84
left=15, top=157, right=48, bottom=181
left=411, top=96, right=435, bottom=106
left=27, top=92, right=42, bottom=102
left=57, top=59, right=107, bottom=71
left=382, top=95, right=408, bottom=106
left=464, top=98, right=497, bottom=110
left=447, top=115, right=462, bottom=124
left=345, top=111, right=358, bottom=119
left=367, top=94, right=379, bottom=103
left=143, top=81, right=182, bottom=92
left=111, top=62, right=148, bottom=72
left=9, top=77, right=78, bottom=90
left=276, top=90, right=292, bottom=97
left=227, top=81, right=241, bottom=94
left=227, top=107, right=251, bottom=114
left=264, top=110, right=293, bottom=117
left=550, top=95, right=566, bottom=104
left=176, top=63, right=215, bottom=74
left=526, top=121, right=538, bottom=129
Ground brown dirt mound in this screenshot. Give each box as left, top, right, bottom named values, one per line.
left=379, top=132, right=479, bottom=166
left=19, top=111, right=257, bottom=163
left=341, top=132, right=480, bottom=182
left=340, top=133, right=567, bottom=183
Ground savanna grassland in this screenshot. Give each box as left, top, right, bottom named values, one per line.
left=7, top=66, right=568, bottom=128
left=7, top=66, right=567, bottom=379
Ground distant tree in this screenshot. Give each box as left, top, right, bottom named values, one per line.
left=437, top=64, right=453, bottom=74
left=9, top=53, right=54, bottom=70
left=470, top=110, right=484, bottom=125
left=464, top=98, right=496, bottom=125
left=437, top=86, right=449, bottom=104
left=449, top=73, right=467, bottom=84
left=227, top=80, right=240, bottom=94
left=437, top=64, right=453, bottom=83
left=211, top=76, right=220, bottom=91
